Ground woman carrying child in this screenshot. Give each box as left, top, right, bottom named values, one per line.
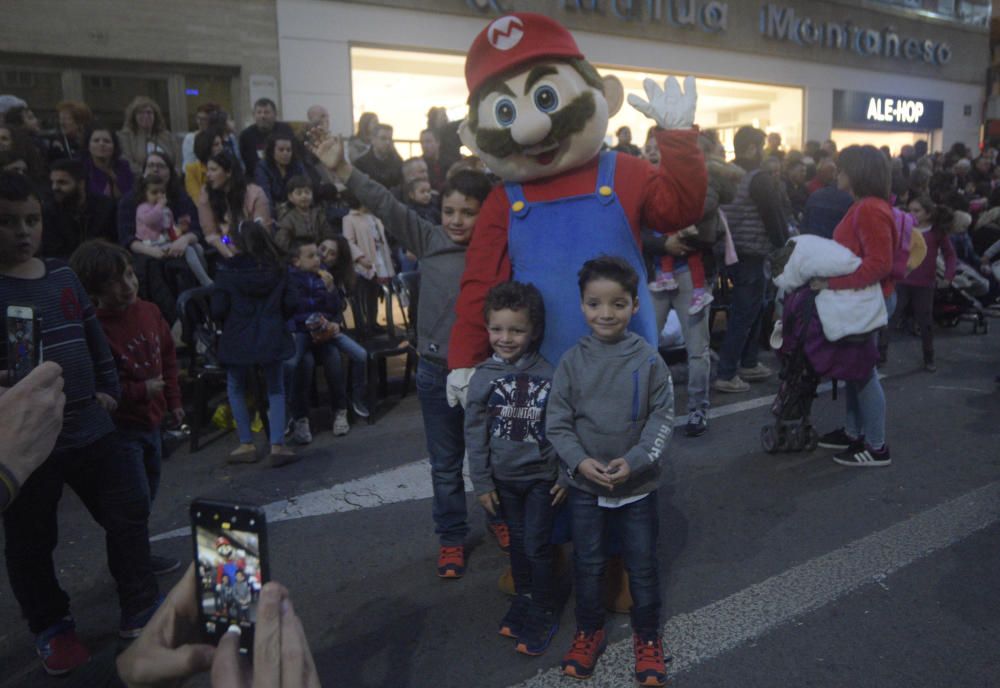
left=892, top=196, right=956, bottom=372
left=210, top=220, right=297, bottom=466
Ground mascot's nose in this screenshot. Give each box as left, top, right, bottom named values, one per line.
left=509, top=108, right=552, bottom=147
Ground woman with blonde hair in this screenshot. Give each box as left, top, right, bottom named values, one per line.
left=118, top=96, right=179, bottom=174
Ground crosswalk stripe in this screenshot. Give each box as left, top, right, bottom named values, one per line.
left=506, top=480, right=1000, bottom=687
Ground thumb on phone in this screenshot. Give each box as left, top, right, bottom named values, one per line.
left=210, top=627, right=249, bottom=688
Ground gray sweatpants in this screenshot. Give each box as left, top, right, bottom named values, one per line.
left=650, top=270, right=711, bottom=412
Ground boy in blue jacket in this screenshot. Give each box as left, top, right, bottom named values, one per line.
left=284, top=239, right=368, bottom=442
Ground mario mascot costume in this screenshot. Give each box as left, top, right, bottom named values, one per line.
left=447, top=13, right=706, bottom=380
left=444, top=12, right=707, bottom=685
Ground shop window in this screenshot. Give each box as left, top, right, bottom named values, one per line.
left=183, top=74, right=234, bottom=130
left=0, top=69, right=63, bottom=131
left=82, top=74, right=169, bottom=131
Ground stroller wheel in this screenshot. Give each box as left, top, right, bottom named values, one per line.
left=761, top=425, right=779, bottom=454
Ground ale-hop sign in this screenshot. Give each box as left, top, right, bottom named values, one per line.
left=832, top=89, right=944, bottom=132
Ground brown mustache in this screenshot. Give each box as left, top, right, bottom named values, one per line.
left=474, top=91, right=596, bottom=159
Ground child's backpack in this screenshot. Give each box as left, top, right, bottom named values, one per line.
left=891, top=207, right=927, bottom=279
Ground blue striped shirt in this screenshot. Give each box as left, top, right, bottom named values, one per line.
left=0, top=259, right=118, bottom=450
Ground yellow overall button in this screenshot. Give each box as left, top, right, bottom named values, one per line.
left=512, top=200, right=525, bottom=212
left=599, top=185, right=613, bottom=196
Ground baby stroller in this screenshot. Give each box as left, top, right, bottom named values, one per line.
left=933, top=259, right=989, bottom=335
left=761, top=287, right=821, bottom=453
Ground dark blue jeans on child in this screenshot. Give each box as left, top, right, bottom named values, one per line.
left=118, top=426, right=163, bottom=501
left=416, top=358, right=502, bottom=546
left=568, top=486, right=660, bottom=636
left=3, top=431, right=158, bottom=633
left=495, top=478, right=556, bottom=610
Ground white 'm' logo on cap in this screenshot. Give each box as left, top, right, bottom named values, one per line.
left=488, top=16, right=524, bottom=51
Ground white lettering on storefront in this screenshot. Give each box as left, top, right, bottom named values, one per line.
left=866, top=97, right=926, bottom=124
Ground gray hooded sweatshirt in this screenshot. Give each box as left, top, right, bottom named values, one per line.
left=345, top=168, right=467, bottom=365
left=546, top=332, right=674, bottom=498
left=465, top=351, right=558, bottom=496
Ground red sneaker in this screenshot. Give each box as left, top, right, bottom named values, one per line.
left=633, top=633, right=670, bottom=687
left=36, top=618, right=90, bottom=676
left=561, top=628, right=607, bottom=679
left=437, top=545, right=465, bottom=578
left=488, top=522, right=510, bottom=552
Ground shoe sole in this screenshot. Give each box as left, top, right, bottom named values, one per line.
left=40, top=662, right=80, bottom=677
left=437, top=570, right=463, bottom=579
left=713, top=384, right=750, bottom=393
left=833, top=457, right=891, bottom=467
left=636, top=674, right=667, bottom=687
left=685, top=424, right=707, bottom=437
left=516, top=624, right=558, bottom=656
left=351, top=403, right=371, bottom=418
left=738, top=373, right=771, bottom=382
left=498, top=627, right=517, bottom=639
left=817, top=442, right=850, bottom=450
left=562, top=642, right=607, bottom=679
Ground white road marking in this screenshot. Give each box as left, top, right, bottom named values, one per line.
left=153, top=376, right=884, bottom=542
left=507, top=480, right=1000, bottom=687
left=928, top=385, right=992, bottom=394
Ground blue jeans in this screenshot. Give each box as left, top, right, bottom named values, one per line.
left=227, top=362, right=285, bottom=445
left=717, top=255, right=767, bottom=380
left=416, top=358, right=469, bottom=545
left=118, top=426, right=163, bottom=502
left=568, top=487, right=660, bottom=635
left=495, top=478, right=557, bottom=610
left=284, top=333, right=366, bottom=419
left=3, top=432, right=158, bottom=632
left=845, top=291, right=893, bottom=449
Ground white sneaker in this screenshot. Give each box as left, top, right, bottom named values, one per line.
left=333, top=410, right=350, bottom=436
left=290, top=418, right=312, bottom=445
left=688, top=291, right=714, bottom=315
left=712, top=376, right=751, bottom=393
left=738, top=363, right=773, bottom=381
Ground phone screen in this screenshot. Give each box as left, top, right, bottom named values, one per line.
left=191, top=500, right=268, bottom=655
left=6, top=306, right=40, bottom=385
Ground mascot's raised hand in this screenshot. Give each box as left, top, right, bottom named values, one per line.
left=627, top=75, right=697, bottom=130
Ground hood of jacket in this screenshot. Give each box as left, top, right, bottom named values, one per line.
left=218, top=254, right=284, bottom=298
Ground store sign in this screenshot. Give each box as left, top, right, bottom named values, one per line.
left=760, top=3, right=952, bottom=64
left=833, top=90, right=943, bottom=131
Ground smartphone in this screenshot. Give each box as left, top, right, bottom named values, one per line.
left=6, top=305, right=42, bottom=385
left=190, top=498, right=269, bottom=656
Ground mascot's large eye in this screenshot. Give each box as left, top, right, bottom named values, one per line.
left=494, top=98, right=517, bottom=127
left=533, top=85, right=559, bottom=113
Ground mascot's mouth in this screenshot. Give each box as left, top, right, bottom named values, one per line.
left=525, top=142, right=560, bottom=165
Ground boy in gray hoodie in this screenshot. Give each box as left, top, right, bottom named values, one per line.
left=311, top=133, right=501, bottom=579
left=465, top=282, right=565, bottom=656
left=546, top=256, right=674, bottom=686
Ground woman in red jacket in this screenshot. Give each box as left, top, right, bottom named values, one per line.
left=814, top=145, right=896, bottom=468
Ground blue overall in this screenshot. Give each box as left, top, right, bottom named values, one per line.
left=506, top=151, right=658, bottom=366
left=506, top=151, right=659, bottom=550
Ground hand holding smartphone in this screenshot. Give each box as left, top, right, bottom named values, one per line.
left=6, top=305, right=42, bottom=385
left=190, top=498, right=269, bottom=657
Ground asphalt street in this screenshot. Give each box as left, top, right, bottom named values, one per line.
left=1, top=320, right=998, bottom=688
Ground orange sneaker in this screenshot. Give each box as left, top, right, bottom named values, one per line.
left=633, top=633, right=670, bottom=687
left=437, top=545, right=465, bottom=578
left=561, top=628, right=607, bottom=679
left=488, top=521, right=510, bottom=552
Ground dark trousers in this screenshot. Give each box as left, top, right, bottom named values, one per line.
left=133, top=254, right=196, bottom=324
left=568, top=487, right=660, bottom=636
left=717, top=255, right=767, bottom=380
left=118, top=426, right=163, bottom=502
left=892, top=283, right=935, bottom=364
left=3, top=432, right=157, bottom=633
left=495, top=478, right=557, bottom=610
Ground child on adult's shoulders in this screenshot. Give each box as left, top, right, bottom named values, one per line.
left=546, top=256, right=674, bottom=686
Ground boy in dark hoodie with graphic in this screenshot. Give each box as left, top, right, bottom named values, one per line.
left=546, top=256, right=674, bottom=687
left=465, top=281, right=565, bottom=657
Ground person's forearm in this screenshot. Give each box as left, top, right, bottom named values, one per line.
left=130, top=240, right=159, bottom=258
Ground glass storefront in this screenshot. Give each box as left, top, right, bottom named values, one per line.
left=350, top=46, right=804, bottom=159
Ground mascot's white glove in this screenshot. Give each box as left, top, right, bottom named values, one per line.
left=628, top=75, right=697, bottom=130
left=446, top=367, right=475, bottom=408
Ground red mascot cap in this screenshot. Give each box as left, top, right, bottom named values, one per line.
left=465, top=13, right=585, bottom=98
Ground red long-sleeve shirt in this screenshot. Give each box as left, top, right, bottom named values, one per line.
left=97, top=298, right=181, bottom=430
left=827, top=197, right=896, bottom=298
left=448, top=128, right=707, bottom=369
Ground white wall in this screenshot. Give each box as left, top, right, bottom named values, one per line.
left=276, top=0, right=983, bottom=150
